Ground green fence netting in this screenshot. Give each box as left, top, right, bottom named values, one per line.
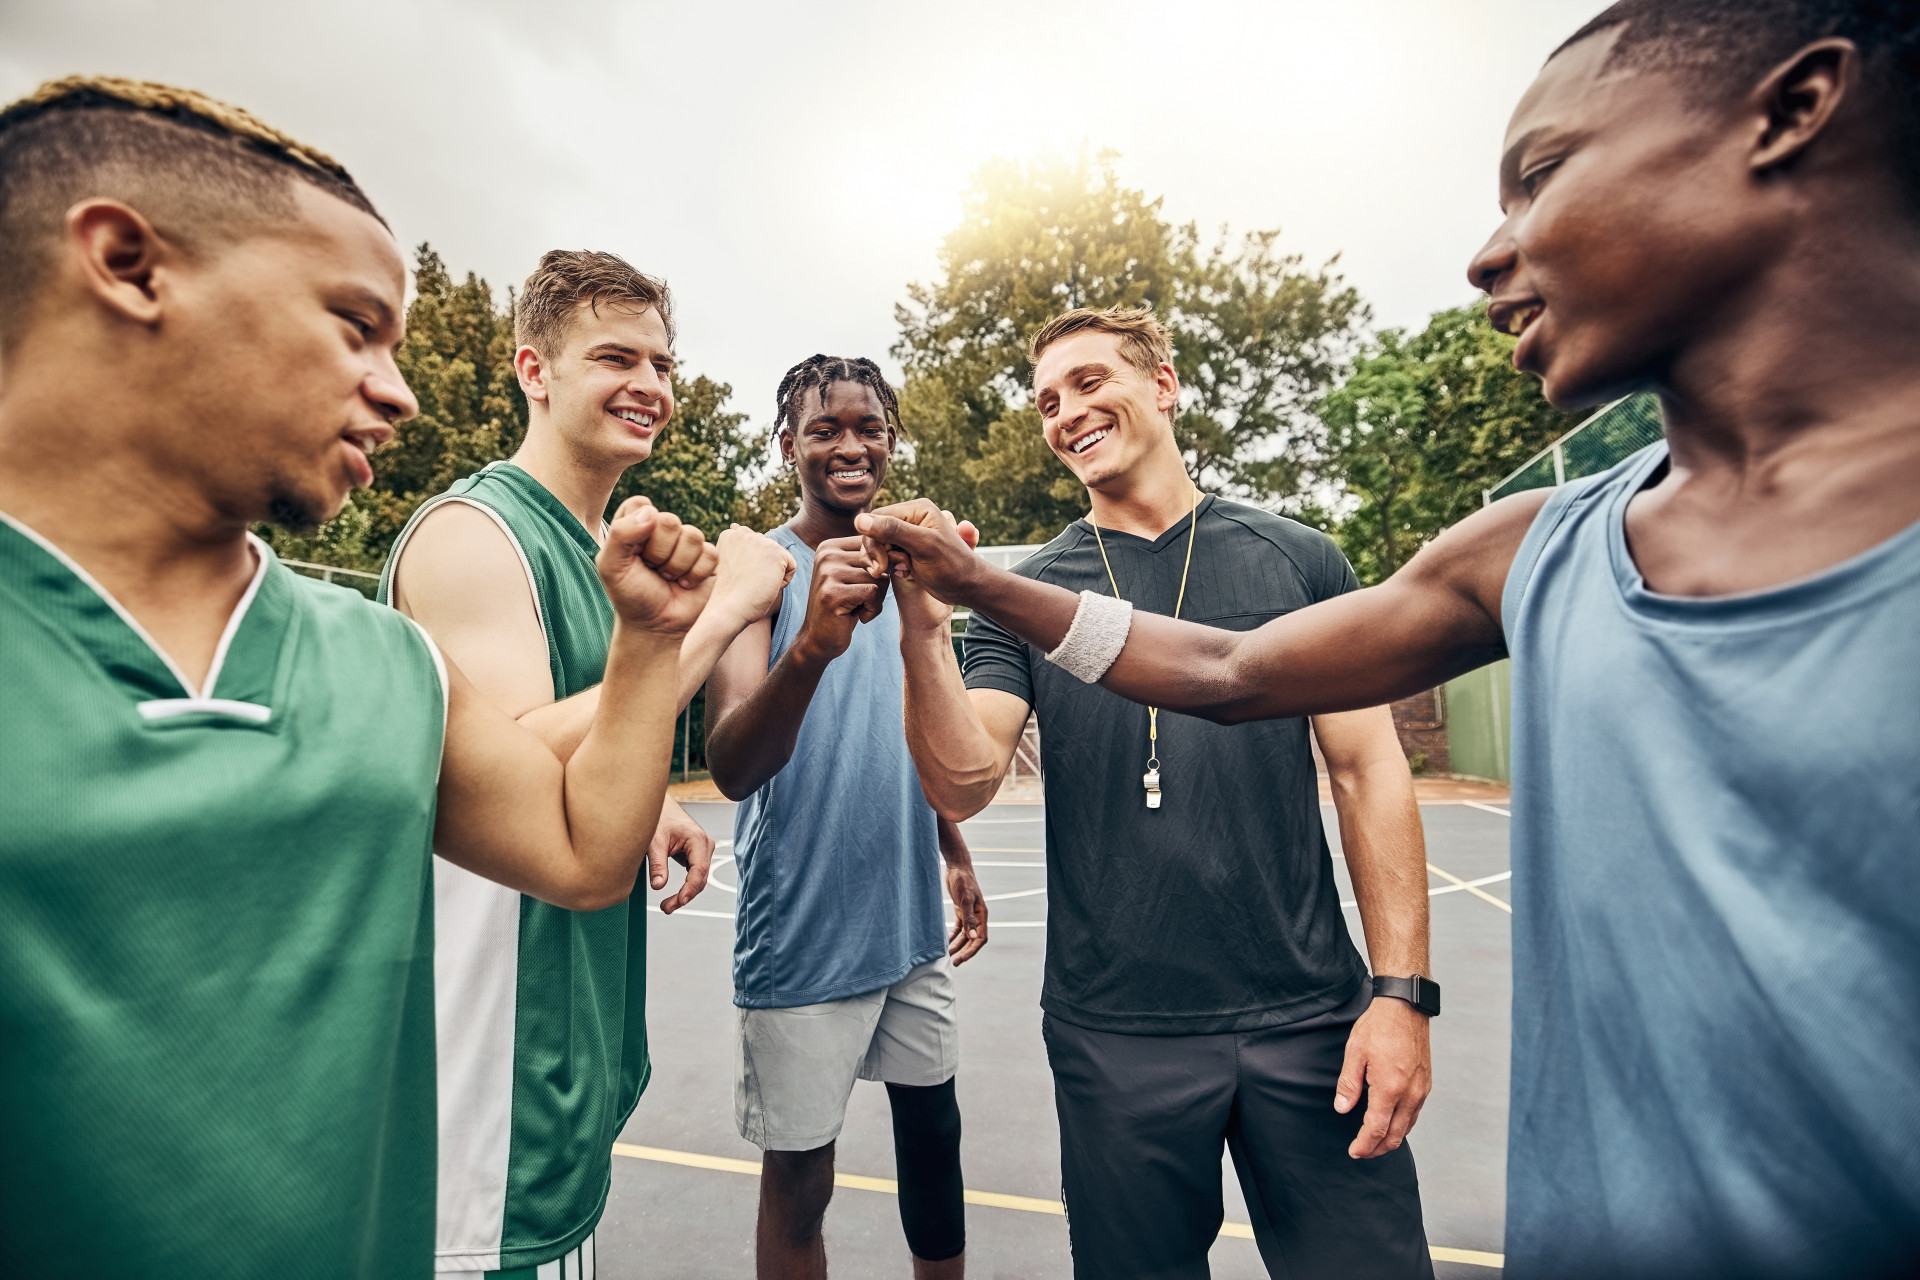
left=1485, top=392, right=1664, bottom=505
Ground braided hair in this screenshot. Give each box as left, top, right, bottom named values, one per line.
left=773, top=354, right=902, bottom=441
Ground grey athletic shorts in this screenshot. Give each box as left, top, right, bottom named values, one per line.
left=735, top=956, right=958, bottom=1152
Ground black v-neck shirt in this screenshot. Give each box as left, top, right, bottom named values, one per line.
left=963, top=495, right=1367, bottom=1035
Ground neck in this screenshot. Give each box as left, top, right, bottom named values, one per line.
left=787, top=488, right=864, bottom=550
left=1657, top=214, right=1920, bottom=473
left=509, top=415, right=627, bottom=542
left=1085, top=444, right=1201, bottom=538
left=0, top=354, right=256, bottom=596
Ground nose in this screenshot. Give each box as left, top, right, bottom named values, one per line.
left=1467, top=219, right=1519, bottom=297
left=366, top=358, right=418, bottom=426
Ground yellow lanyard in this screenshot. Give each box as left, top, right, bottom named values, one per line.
left=1091, top=487, right=1200, bottom=809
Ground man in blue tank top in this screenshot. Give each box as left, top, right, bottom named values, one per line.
left=857, top=3, right=1920, bottom=1276
left=706, top=356, right=990, bottom=1280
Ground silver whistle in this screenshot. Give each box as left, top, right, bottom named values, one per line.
left=1143, top=767, right=1162, bottom=809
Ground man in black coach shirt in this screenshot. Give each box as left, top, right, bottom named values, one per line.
left=883, top=306, right=1437, bottom=1279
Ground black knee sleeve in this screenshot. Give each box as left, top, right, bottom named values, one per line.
left=886, top=1078, right=966, bottom=1261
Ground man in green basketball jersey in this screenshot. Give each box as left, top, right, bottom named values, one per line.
left=383, top=249, right=797, bottom=1278
left=0, top=79, right=718, bottom=1279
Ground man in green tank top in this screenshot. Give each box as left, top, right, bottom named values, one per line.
left=0, top=79, right=718, bottom=1280
left=383, top=249, right=795, bottom=1277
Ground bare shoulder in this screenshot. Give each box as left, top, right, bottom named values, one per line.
left=391, top=500, right=532, bottom=621
left=1398, top=488, right=1553, bottom=623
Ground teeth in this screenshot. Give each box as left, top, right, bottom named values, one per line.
left=1071, top=428, right=1110, bottom=454
left=614, top=409, right=655, bottom=426
left=831, top=470, right=868, bottom=479
left=1509, top=305, right=1542, bottom=337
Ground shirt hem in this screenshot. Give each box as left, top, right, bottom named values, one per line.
left=734, top=944, right=947, bottom=1010
left=1040, top=966, right=1365, bottom=1037
left=439, top=1163, right=610, bottom=1272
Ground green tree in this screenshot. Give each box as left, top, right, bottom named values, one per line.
left=892, top=151, right=1366, bottom=545
left=1318, top=302, right=1576, bottom=583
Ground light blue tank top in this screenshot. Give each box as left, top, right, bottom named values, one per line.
left=1500, top=443, right=1920, bottom=1278
left=730, top=526, right=945, bottom=1008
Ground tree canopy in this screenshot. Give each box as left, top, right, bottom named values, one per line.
left=1316, top=302, right=1576, bottom=583
left=889, top=151, right=1367, bottom=544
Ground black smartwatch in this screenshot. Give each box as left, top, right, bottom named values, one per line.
left=1371, top=974, right=1441, bottom=1018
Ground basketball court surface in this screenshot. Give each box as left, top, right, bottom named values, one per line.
left=603, top=795, right=1515, bottom=1278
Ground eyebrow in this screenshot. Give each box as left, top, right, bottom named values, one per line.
left=1041, top=361, right=1117, bottom=395
left=583, top=342, right=677, bottom=368
left=806, top=412, right=887, bottom=427
left=1499, top=126, right=1552, bottom=189
left=344, top=287, right=397, bottom=332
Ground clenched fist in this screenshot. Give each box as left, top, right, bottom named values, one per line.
left=597, top=495, right=719, bottom=634
left=709, top=524, right=797, bottom=630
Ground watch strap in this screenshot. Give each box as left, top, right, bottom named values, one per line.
left=1370, top=974, right=1441, bottom=1017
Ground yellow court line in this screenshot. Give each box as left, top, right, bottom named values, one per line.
left=611, top=1143, right=1503, bottom=1268
left=1427, top=862, right=1513, bottom=914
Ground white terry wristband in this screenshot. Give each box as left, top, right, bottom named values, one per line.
left=1045, top=590, right=1134, bottom=684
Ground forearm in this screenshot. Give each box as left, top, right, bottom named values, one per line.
left=559, top=622, right=686, bottom=904
left=935, top=815, right=972, bottom=870
left=901, top=628, right=1009, bottom=820
left=1329, top=757, right=1431, bottom=978
left=674, top=605, right=755, bottom=712
left=704, top=643, right=830, bottom=800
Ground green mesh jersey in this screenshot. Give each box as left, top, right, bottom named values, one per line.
left=0, top=515, right=446, bottom=1279
left=381, top=462, right=650, bottom=1274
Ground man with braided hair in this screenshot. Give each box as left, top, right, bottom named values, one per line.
left=0, top=78, right=720, bottom=1278
left=705, top=354, right=990, bottom=1280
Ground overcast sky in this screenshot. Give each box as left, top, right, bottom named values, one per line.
left=2, top=0, right=1601, bottom=433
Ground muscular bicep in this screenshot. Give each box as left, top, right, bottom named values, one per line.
left=391, top=502, right=553, bottom=718
left=1105, top=490, right=1548, bottom=722
left=431, top=653, right=574, bottom=902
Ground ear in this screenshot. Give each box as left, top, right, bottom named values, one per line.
left=1154, top=361, right=1180, bottom=419
left=514, top=344, right=550, bottom=404
left=1750, top=38, right=1856, bottom=175
left=778, top=427, right=796, bottom=467
left=66, top=199, right=168, bottom=326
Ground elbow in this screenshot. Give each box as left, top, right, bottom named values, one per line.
left=920, top=764, right=1000, bottom=822
left=543, top=877, right=633, bottom=914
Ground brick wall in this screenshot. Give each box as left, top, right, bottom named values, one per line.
left=1390, top=688, right=1449, bottom=775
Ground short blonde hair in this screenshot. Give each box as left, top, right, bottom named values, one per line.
left=1026, top=305, right=1174, bottom=381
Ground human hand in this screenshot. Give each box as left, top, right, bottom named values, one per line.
left=710, top=524, right=796, bottom=628
left=889, top=509, right=980, bottom=638
left=854, top=499, right=981, bottom=606
left=945, top=862, right=989, bottom=965
left=597, top=496, right=718, bottom=634
left=793, top=535, right=889, bottom=665
left=650, top=796, right=715, bottom=913
left=1335, top=993, right=1433, bottom=1158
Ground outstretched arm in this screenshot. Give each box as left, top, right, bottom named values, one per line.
left=857, top=492, right=1550, bottom=721
left=430, top=497, right=717, bottom=911
left=704, top=535, right=888, bottom=801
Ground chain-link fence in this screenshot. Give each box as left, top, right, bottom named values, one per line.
left=1485, top=393, right=1663, bottom=506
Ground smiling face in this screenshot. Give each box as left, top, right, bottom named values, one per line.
left=1467, top=30, right=1787, bottom=408
left=1032, top=329, right=1180, bottom=491
left=164, top=181, right=417, bottom=530
left=782, top=380, right=894, bottom=515
left=520, top=301, right=675, bottom=469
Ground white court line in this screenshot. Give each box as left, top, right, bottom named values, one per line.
left=972, top=860, right=1044, bottom=868
left=982, top=887, right=1049, bottom=902
left=1462, top=801, right=1511, bottom=817
left=1427, top=862, right=1513, bottom=913
left=957, top=815, right=1046, bottom=824
left=1339, top=869, right=1513, bottom=910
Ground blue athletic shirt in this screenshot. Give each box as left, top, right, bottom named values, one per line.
left=1500, top=443, right=1920, bottom=1279
left=729, top=525, right=946, bottom=1008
